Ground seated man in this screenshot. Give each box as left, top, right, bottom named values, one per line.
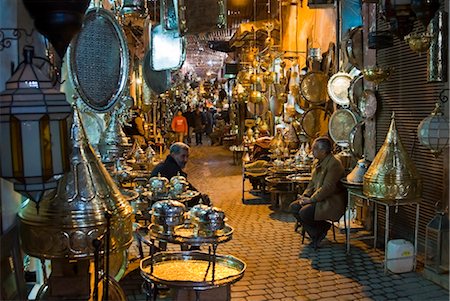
left=289, top=137, right=346, bottom=249
left=151, top=142, right=190, bottom=181
left=151, top=142, right=207, bottom=206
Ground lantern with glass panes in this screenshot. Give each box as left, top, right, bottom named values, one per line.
left=417, top=89, right=449, bottom=157
left=0, top=46, right=72, bottom=210
left=425, top=202, right=449, bottom=274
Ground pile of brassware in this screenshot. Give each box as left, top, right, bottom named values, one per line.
left=140, top=200, right=246, bottom=291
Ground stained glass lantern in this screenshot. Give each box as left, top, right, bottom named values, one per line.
left=0, top=46, right=72, bottom=207
left=417, top=102, right=449, bottom=157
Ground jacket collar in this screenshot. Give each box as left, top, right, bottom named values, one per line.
left=313, top=153, right=333, bottom=169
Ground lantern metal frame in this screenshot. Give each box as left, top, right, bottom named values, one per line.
left=417, top=89, right=450, bottom=157
left=0, top=46, right=72, bottom=206
left=425, top=202, right=449, bottom=274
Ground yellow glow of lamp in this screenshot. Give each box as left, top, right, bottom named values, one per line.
left=0, top=46, right=72, bottom=207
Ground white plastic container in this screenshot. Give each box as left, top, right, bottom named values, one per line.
left=386, top=239, right=415, bottom=273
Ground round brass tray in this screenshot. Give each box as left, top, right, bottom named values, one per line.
left=174, top=190, right=201, bottom=200
left=140, top=251, right=246, bottom=290
left=286, top=173, right=312, bottom=183
left=300, top=71, right=329, bottom=105
left=328, top=108, right=358, bottom=147
left=147, top=223, right=233, bottom=246
left=268, top=167, right=297, bottom=174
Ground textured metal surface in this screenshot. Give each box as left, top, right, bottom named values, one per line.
left=376, top=13, right=447, bottom=253
left=364, top=115, right=422, bottom=200
left=99, top=109, right=122, bottom=162
left=300, top=71, right=329, bottom=105
left=18, top=108, right=133, bottom=259
left=140, top=251, right=246, bottom=289
left=428, top=10, right=448, bottom=82
left=327, top=72, right=353, bottom=106
left=68, top=8, right=129, bottom=112
left=301, top=107, right=330, bottom=138
left=328, top=108, right=358, bottom=147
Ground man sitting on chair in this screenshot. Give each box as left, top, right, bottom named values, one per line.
left=289, top=136, right=346, bottom=249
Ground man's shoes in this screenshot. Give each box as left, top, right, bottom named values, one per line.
left=311, top=223, right=332, bottom=250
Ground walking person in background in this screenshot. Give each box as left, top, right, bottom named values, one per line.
left=193, top=106, right=206, bottom=145
left=204, top=107, right=214, bottom=145
left=123, top=106, right=147, bottom=147
left=171, top=110, right=188, bottom=143
left=183, top=107, right=194, bottom=144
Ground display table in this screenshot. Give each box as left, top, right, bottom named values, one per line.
left=344, top=186, right=420, bottom=273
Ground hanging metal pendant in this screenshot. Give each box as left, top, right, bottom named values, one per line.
left=22, top=0, right=90, bottom=58
left=363, top=113, right=422, bottom=201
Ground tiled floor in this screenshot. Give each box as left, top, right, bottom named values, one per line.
left=120, top=144, right=449, bottom=301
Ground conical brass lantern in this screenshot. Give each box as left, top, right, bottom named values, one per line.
left=19, top=107, right=133, bottom=259
left=363, top=113, right=422, bottom=201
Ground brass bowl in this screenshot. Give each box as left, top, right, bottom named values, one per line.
left=404, top=33, right=433, bottom=53
left=363, top=66, right=393, bottom=85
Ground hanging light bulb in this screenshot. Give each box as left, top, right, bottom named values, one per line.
left=417, top=97, right=449, bottom=157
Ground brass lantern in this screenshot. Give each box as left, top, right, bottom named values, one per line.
left=417, top=100, right=449, bottom=157
left=0, top=46, right=72, bottom=206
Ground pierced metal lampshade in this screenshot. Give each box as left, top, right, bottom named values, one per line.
left=0, top=46, right=72, bottom=205
left=417, top=103, right=449, bottom=157
left=18, top=107, right=133, bottom=259
left=363, top=113, right=422, bottom=201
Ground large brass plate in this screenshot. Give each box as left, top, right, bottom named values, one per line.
left=300, top=72, right=329, bottom=105
left=328, top=109, right=358, bottom=147
left=327, top=72, right=353, bottom=107
left=301, top=107, right=330, bottom=138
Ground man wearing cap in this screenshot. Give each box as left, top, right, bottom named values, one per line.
left=289, top=137, right=346, bottom=249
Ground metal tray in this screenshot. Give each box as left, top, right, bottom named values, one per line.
left=147, top=223, right=233, bottom=246
left=286, top=173, right=312, bottom=183
left=140, top=251, right=246, bottom=290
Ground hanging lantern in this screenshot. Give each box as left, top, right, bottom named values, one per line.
left=417, top=100, right=449, bottom=157
left=22, top=0, right=90, bottom=59
left=425, top=204, right=449, bottom=274
left=0, top=46, right=72, bottom=206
